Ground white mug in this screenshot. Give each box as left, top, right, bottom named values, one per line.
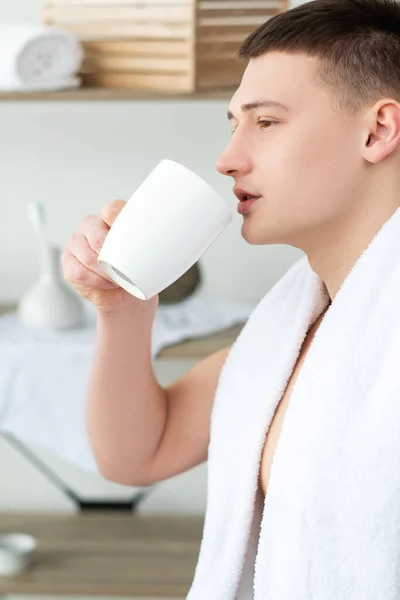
left=98, top=159, right=233, bottom=300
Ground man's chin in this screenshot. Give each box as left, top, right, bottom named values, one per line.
left=241, top=222, right=280, bottom=246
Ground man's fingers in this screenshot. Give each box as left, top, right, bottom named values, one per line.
left=63, top=251, right=118, bottom=291
left=100, top=199, right=126, bottom=228
left=64, top=232, right=118, bottom=287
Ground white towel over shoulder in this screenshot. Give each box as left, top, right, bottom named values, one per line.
left=187, top=206, right=400, bottom=600
left=0, top=21, right=83, bottom=91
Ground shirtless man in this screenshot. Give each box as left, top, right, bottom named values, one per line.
left=61, top=0, right=400, bottom=503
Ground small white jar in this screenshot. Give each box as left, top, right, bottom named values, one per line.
left=0, top=533, right=37, bottom=576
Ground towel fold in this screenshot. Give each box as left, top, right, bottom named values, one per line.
left=0, top=21, right=83, bottom=91
left=187, top=206, right=400, bottom=600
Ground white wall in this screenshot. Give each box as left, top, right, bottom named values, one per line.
left=0, top=0, right=303, bottom=514
left=0, top=0, right=302, bottom=304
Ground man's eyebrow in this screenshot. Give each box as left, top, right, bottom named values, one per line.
left=226, top=99, right=289, bottom=120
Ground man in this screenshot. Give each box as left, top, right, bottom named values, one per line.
left=61, top=0, right=400, bottom=594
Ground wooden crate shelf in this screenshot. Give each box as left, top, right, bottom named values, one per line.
left=43, top=0, right=288, bottom=93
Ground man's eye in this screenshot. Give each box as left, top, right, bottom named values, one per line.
left=231, top=120, right=277, bottom=135
left=258, top=120, right=277, bottom=129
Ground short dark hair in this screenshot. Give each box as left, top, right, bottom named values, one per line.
left=238, top=0, right=400, bottom=114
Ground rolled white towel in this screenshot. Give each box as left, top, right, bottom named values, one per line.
left=0, top=21, right=84, bottom=91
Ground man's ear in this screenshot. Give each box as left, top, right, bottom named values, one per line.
left=362, top=99, right=400, bottom=163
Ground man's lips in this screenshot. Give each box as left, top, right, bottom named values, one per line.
left=237, top=195, right=260, bottom=215
left=233, top=187, right=262, bottom=202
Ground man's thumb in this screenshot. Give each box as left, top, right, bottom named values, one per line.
left=101, top=199, right=126, bottom=227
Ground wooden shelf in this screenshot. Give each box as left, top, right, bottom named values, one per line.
left=158, top=322, right=241, bottom=359
left=0, top=87, right=235, bottom=102
left=0, top=303, right=243, bottom=359
left=0, top=512, right=203, bottom=596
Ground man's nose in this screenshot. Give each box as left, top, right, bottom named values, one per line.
left=216, top=138, right=252, bottom=177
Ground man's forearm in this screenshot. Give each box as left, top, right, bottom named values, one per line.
left=86, top=306, right=168, bottom=485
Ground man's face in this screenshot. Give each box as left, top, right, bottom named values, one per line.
left=216, top=51, right=365, bottom=248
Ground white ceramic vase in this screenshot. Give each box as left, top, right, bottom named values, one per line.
left=18, top=245, right=85, bottom=330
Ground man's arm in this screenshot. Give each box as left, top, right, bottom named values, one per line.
left=142, top=345, right=231, bottom=485
left=99, top=344, right=231, bottom=486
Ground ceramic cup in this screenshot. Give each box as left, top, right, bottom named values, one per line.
left=98, top=159, right=233, bottom=300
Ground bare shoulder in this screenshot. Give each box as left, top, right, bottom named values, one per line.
left=144, top=345, right=232, bottom=485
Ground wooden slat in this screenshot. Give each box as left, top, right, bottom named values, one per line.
left=82, top=39, right=191, bottom=56
left=198, top=24, right=267, bottom=37
left=46, top=21, right=192, bottom=38
left=197, top=40, right=242, bottom=56
left=45, top=0, right=281, bottom=7
left=81, top=71, right=192, bottom=91
left=82, top=54, right=191, bottom=73
left=199, top=8, right=277, bottom=18
left=44, top=5, right=192, bottom=22
left=198, top=33, right=251, bottom=45
left=199, top=14, right=274, bottom=26
left=197, top=50, right=239, bottom=62
left=197, top=74, right=241, bottom=89
left=196, top=59, right=244, bottom=89
left=200, top=0, right=280, bottom=7
left=46, top=4, right=279, bottom=19
left=44, top=0, right=191, bottom=5
left=56, top=21, right=271, bottom=40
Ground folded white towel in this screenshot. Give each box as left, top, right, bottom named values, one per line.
left=187, top=205, right=400, bottom=599
left=0, top=21, right=83, bottom=91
